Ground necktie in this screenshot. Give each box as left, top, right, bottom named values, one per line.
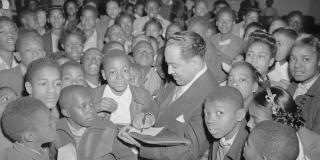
left=216, top=138, right=231, bottom=160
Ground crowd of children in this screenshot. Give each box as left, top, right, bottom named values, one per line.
left=0, top=0, right=320, bottom=160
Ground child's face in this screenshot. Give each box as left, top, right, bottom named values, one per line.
left=216, top=12, right=234, bottom=34
left=25, top=14, right=39, bottom=30
left=135, top=4, right=144, bottom=17
left=273, top=33, right=295, bottom=62
left=288, top=15, right=303, bottom=31
left=33, top=109, right=56, bottom=144
left=64, top=34, right=84, bottom=61
left=185, top=0, right=194, bottom=10
left=227, top=66, right=257, bottom=100
left=66, top=2, right=78, bottom=16
left=133, top=42, right=154, bottom=67
left=204, top=100, right=243, bottom=139
left=66, top=91, right=95, bottom=128
left=119, top=17, right=133, bottom=36
left=0, top=21, right=18, bottom=52
left=107, top=1, right=121, bottom=19
left=81, top=10, right=97, bottom=30
left=145, top=2, right=160, bottom=18
left=245, top=42, right=274, bottom=76
left=289, top=45, right=320, bottom=83
left=269, top=20, right=286, bottom=34
left=194, top=2, right=208, bottom=17
left=19, top=39, right=45, bottom=66
left=145, top=23, right=161, bottom=39
left=102, top=56, right=130, bottom=95
left=247, top=102, right=272, bottom=130
left=166, top=25, right=182, bottom=39
left=0, top=88, right=17, bottom=115
left=106, top=26, right=126, bottom=44
left=243, top=135, right=264, bottom=160
left=83, top=50, right=102, bottom=76
left=28, top=66, right=61, bottom=109
left=62, top=66, right=86, bottom=88
left=245, top=11, right=259, bottom=26
left=49, top=9, right=65, bottom=29
left=37, top=11, right=47, bottom=28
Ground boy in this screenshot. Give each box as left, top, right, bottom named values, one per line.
left=2, top=97, right=56, bottom=160
left=0, top=16, right=18, bottom=71
left=18, top=9, right=39, bottom=34
left=61, top=61, right=87, bottom=88
left=80, top=5, right=106, bottom=51
left=132, top=40, right=161, bottom=96
left=133, top=0, right=170, bottom=36
left=211, top=7, right=244, bottom=61
left=82, top=48, right=102, bottom=88
left=268, top=28, right=298, bottom=82
left=204, top=86, right=247, bottom=160
left=243, top=121, right=299, bottom=160
left=55, top=85, right=137, bottom=160
left=232, top=8, right=259, bottom=38
left=42, top=6, right=65, bottom=59
left=287, top=35, right=320, bottom=134
left=91, top=49, right=153, bottom=125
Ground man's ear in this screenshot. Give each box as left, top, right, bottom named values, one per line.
left=61, top=108, right=70, bottom=117
left=25, top=82, right=33, bottom=95
left=237, top=108, right=246, bottom=122
left=101, top=70, right=106, bottom=80
left=23, top=131, right=35, bottom=142
left=269, top=58, right=275, bottom=67
left=14, top=52, right=22, bottom=62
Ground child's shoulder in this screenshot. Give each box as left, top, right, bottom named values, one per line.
left=3, top=143, right=49, bottom=160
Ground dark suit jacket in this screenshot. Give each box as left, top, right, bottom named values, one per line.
left=139, top=69, right=219, bottom=160
left=287, top=77, right=320, bottom=134
left=208, top=121, right=248, bottom=160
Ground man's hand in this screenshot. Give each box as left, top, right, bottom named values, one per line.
left=118, top=125, right=141, bottom=147
left=94, top=97, right=118, bottom=113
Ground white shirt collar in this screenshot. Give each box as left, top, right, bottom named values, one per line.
left=303, top=74, right=320, bottom=90
left=67, top=121, right=86, bottom=137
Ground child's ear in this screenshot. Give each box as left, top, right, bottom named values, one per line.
left=236, top=108, right=246, bottom=122
left=61, top=108, right=70, bottom=117
left=268, top=58, right=275, bottom=67
left=101, top=70, right=106, bottom=80
left=253, top=82, right=259, bottom=93
left=14, top=52, right=22, bottom=62
left=61, top=44, right=65, bottom=50
left=23, top=131, right=35, bottom=142
left=25, top=82, right=33, bottom=95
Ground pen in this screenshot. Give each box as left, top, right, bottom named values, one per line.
left=141, top=113, right=147, bottom=133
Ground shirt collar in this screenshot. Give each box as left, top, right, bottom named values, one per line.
left=302, top=74, right=320, bottom=90
left=103, top=84, right=131, bottom=101
left=67, top=121, right=86, bottom=137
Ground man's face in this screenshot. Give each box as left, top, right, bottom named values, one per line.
left=165, top=45, right=197, bottom=86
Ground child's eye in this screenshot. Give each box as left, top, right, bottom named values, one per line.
left=56, top=81, right=62, bottom=86
left=216, top=111, right=223, bottom=116
left=289, top=56, right=296, bottom=62
left=38, top=81, right=46, bottom=86
left=303, top=58, right=310, bottom=62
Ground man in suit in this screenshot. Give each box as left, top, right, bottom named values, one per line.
left=119, top=31, right=219, bottom=160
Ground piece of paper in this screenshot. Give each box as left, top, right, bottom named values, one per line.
left=57, top=143, right=77, bottom=160
left=129, top=127, right=164, bottom=136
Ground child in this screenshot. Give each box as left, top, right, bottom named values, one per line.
left=287, top=11, right=304, bottom=33
left=268, top=28, right=298, bottom=82
left=144, top=18, right=165, bottom=48
left=211, top=7, right=244, bottom=61
left=247, top=86, right=320, bottom=160
left=82, top=48, right=102, bottom=88
left=105, top=0, right=121, bottom=28
left=102, top=41, right=125, bottom=55
left=115, top=13, right=134, bottom=52
left=61, top=61, right=87, bottom=88
left=165, top=23, right=183, bottom=40
left=0, top=16, right=18, bottom=71
left=244, top=121, right=299, bottom=160
left=60, top=28, right=86, bottom=62
left=204, top=86, right=247, bottom=160
left=233, top=8, right=260, bottom=38
left=287, top=34, right=320, bottom=134
left=104, top=25, right=128, bottom=53
left=25, top=58, right=62, bottom=119
left=133, top=0, right=170, bottom=36
left=18, top=9, right=39, bottom=33
left=55, top=85, right=137, bottom=160
left=261, top=0, right=278, bottom=18
left=245, top=30, right=276, bottom=81
left=0, top=87, right=18, bottom=158
left=80, top=5, right=105, bottom=51
left=2, top=97, right=56, bottom=160
left=63, top=0, right=79, bottom=31
left=227, top=62, right=259, bottom=109
left=91, top=49, right=153, bottom=125
left=36, top=6, right=48, bottom=35
left=268, top=17, right=287, bottom=34
left=188, top=0, right=210, bottom=25
left=42, top=6, right=66, bottom=59
left=132, top=40, right=161, bottom=96
left=134, top=2, right=144, bottom=19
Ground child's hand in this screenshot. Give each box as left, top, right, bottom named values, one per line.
left=132, top=112, right=155, bottom=130
left=95, top=97, right=118, bottom=113
left=118, top=125, right=141, bottom=147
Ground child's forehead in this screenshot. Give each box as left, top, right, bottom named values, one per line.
left=107, top=1, right=120, bottom=7
left=50, top=9, right=63, bottom=16
left=205, top=99, right=239, bottom=111
left=85, top=49, right=102, bottom=57
left=0, top=88, right=16, bottom=96
left=218, top=12, right=234, bottom=20
left=146, top=1, right=159, bottom=8
left=0, top=20, right=15, bottom=28
left=134, top=41, right=153, bottom=50
left=105, top=56, right=130, bottom=67
left=292, top=45, right=317, bottom=56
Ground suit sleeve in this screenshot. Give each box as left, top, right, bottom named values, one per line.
left=139, top=107, right=210, bottom=160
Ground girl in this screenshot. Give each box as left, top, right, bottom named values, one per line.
left=144, top=18, right=165, bottom=48
left=63, top=0, right=79, bottom=31
left=60, top=28, right=86, bottom=62
left=247, top=86, right=320, bottom=160
left=105, top=0, right=121, bottom=28
left=227, top=62, right=259, bottom=109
